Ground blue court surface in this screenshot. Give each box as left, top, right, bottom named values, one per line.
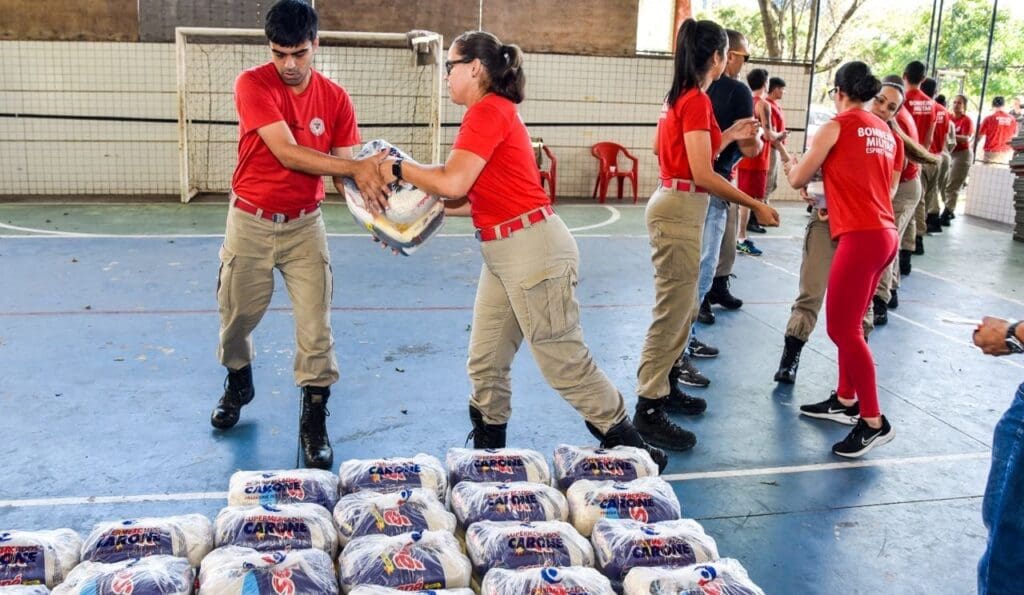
left=1, top=201, right=1020, bottom=593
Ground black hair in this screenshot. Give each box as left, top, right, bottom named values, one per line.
left=883, top=74, right=904, bottom=86
left=920, top=77, right=938, bottom=98
left=834, top=61, right=880, bottom=103
left=453, top=31, right=525, bottom=104
left=993, top=95, right=1005, bottom=107
left=903, top=60, right=927, bottom=85
left=769, top=76, right=786, bottom=92
left=667, top=19, right=728, bottom=104
left=746, top=68, right=768, bottom=91
left=265, top=0, right=318, bottom=47
left=935, top=94, right=946, bottom=106
left=726, top=29, right=745, bottom=50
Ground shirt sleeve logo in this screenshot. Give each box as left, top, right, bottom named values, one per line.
left=309, top=117, right=325, bottom=136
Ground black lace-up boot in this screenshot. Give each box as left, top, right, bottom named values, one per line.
left=466, top=404, right=507, bottom=449
left=299, top=386, right=333, bottom=469
left=774, top=335, right=805, bottom=384
left=586, top=418, right=668, bottom=473
left=211, top=365, right=255, bottom=429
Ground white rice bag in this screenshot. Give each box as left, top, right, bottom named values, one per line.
left=591, top=519, right=718, bottom=586
left=553, top=445, right=660, bottom=490
left=480, top=566, right=614, bottom=595
left=198, top=546, right=338, bottom=594
left=623, top=559, right=765, bottom=595
left=228, top=469, right=340, bottom=510
left=334, top=488, right=455, bottom=547
left=81, top=514, right=212, bottom=567
left=338, top=530, right=471, bottom=593
left=0, top=586, right=51, bottom=594
left=566, top=478, right=681, bottom=537
left=348, top=588, right=474, bottom=595
left=465, top=521, right=594, bottom=578
left=0, top=529, right=81, bottom=588
left=51, top=555, right=193, bottom=595
left=446, top=448, right=551, bottom=486
left=451, top=482, right=568, bottom=527
left=339, top=455, right=447, bottom=501
left=214, top=504, right=337, bottom=557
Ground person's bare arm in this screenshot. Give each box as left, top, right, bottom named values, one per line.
left=380, top=149, right=487, bottom=200
left=685, top=130, right=780, bottom=226
left=330, top=145, right=354, bottom=193
left=785, top=120, right=839, bottom=188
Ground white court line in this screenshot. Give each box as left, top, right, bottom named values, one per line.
left=0, top=491, right=228, bottom=508
left=567, top=205, right=620, bottom=232
left=662, top=451, right=990, bottom=482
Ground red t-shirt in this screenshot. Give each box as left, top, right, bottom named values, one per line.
left=929, top=103, right=951, bottom=154
left=950, top=113, right=974, bottom=152
left=657, top=88, right=722, bottom=181
left=232, top=63, right=360, bottom=212
left=738, top=96, right=771, bottom=172
left=766, top=97, right=786, bottom=143
left=904, top=88, right=936, bottom=147
left=895, top=107, right=920, bottom=182
left=979, top=109, right=1019, bottom=153
left=821, top=109, right=897, bottom=238
left=452, top=94, right=551, bottom=230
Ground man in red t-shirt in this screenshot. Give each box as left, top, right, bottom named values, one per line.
left=943, top=94, right=975, bottom=222
left=210, top=0, right=388, bottom=470
left=978, top=96, right=1020, bottom=165
left=765, top=76, right=791, bottom=200
left=921, top=78, right=953, bottom=233
left=903, top=61, right=939, bottom=238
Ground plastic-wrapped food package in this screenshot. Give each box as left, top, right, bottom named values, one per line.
left=81, top=514, right=212, bottom=567
left=228, top=469, right=339, bottom=510
left=591, top=519, right=718, bottom=586
left=0, top=529, right=81, bottom=588
left=348, top=587, right=474, bottom=595
left=480, top=566, right=614, bottom=595
left=566, top=478, right=681, bottom=537
left=446, top=449, right=551, bottom=486
left=552, top=445, right=660, bottom=490
left=51, top=555, right=193, bottom=595
left=197, top=546, right=338, bottom=594
left=338, top=455, right=447, bottom=501
left=0, top=586, right=51, bottom=594
left=337, top=530, right=471, bottom=593
left=465, top=521, right=594, bottom=577
left=214, top=504, right=337, bottom=557
left=333, top=489, right=455, bottom=547
left=622, top=560, right=766, bottom=595
left=450, top=482, right=568, bottom=527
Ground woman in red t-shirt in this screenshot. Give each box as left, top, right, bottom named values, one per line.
left=378, top=31, right=665, bottom=469
left=785, top=61, right=900, bottom=458
left=635, top=19, right=779, bottom=453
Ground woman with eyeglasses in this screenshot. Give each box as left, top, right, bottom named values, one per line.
left=376, top=31, right=667, bottom=469
left=784, top=61, right=900, bottom=457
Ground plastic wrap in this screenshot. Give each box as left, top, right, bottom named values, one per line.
left=333, top=488, right=455, bottom=546
left=446, top=448, right=551, bottom=486
left=465, top=521, right=594, bottom=577
left=338, top=455, right=447, bottom=501
left=566, top=478, right=680, bottom=537
left=81, top=514, right=212, bottom=567
left=451, top=482, right=568, bottom=527
left=228, top=469, right=340, bottom=510
left=591, top=519, right=718, bottom=586
left=197, top=546, right=338, bottom=595
left=51, top=555, right=193, bottom=595
left=480, top=566, right=615, bottom=595
left=622, top=559, right=765, bottom=595
left=552, top=445, right=660, bottom=490
left=0, top=586, right=50, bottom=594
left=348, top=588, right=474, bottom=595
left=0, top=529, right=81, bottom=588
left=214, top=504, right=337, bottom=556
left=337, top=530, right=471, bottom=593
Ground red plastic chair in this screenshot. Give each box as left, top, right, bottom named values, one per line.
left=538, top=144, right=557, bottom=203
left=591, top=142, right=639, bottom=203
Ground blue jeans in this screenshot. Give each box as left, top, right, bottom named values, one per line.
left=683, top=196, right=729, bottom=357
left=979, top=381, right=1024, bottom=594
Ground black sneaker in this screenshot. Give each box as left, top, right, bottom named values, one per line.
left=673, top=356, right=710, bottom=388
left=914, top=235, right=925, bottom=256
left=688, top=336, right=719, bottom=359
left=666, top=365, right=708, bottom=412
left=832, top=416, right=894, bottom=458
left=634, top=398, right=697, bottom=451
left=746, top=220, right=767, bottom=234
left=887, top=289, right=899, bottom=310
left=799, top=392, right=860, bottom=425
left=697, top=296, right=715, bottom=325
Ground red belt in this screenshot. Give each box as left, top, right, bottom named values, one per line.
left=476, top=205, right=555, bottom=242
left=232, top=197, right=320, bottom=223
left=660, top=178, right=707, bottom=193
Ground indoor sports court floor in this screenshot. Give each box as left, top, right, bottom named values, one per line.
left=1, top=200, right=1021, bottom=593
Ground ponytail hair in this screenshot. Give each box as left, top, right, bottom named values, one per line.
left=667, top=19, right=727, bottom=104
left=452, top=31, right=526, bottom=104
left=834, top=61, right=880, bottom=103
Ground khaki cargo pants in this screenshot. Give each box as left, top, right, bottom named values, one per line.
left=900, top=175, right=925, bottom=251
left=943, top=149, right=972, bottom=212
left=217, top=203, right=339, bottom=387
left=467, top=214, right=627, bottom=434
left=882, top=177, right=922, bottom=298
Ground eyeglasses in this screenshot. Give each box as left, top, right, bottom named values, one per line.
left=827, top=87, right=839, bottom=99
left=729, top=50, right=750, bottom=63
left=444, top=57, right=474, bottom=75
left=874, top=95, right=900, bottom=113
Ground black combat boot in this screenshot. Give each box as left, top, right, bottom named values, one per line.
left=299, top=386, right=333, bottom=469
left=872, top=295, right=888, bottom=327
left=914, top=235, right=925, bottom=255
left=887, top=289, right=899, bottom=309
left=774, top=335, right=805, bottom=384
left=586, top=418, right=668, bottom=473
left=467, top=405, right=507, bottom=449
left=899, top=249, right=912, bottom=276
left=708, top=275, right=743, bottom=310
left=697, top=296, right=715, bottom=325
left=633, top=397, right=697, bottom=451
left=926, top=212, right=943, bottom=234
left=211, top=365, right=255, bottom=429
left=667, top=365, right=708, bottom=413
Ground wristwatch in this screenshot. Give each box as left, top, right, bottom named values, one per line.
left=1007, top=321, right=1024, bottom=354
left=392, top=158, right=404, bottom=181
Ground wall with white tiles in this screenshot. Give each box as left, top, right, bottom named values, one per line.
left=965, top=163, right=1015, bottom=224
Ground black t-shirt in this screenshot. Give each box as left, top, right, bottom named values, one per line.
left=707, top=76, right=754, bottom=180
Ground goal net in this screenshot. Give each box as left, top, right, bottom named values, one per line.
left=175, top=27, right=443, bottom=203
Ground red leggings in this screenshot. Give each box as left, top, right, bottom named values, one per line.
left=825, top=228, right=898, bottom=418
